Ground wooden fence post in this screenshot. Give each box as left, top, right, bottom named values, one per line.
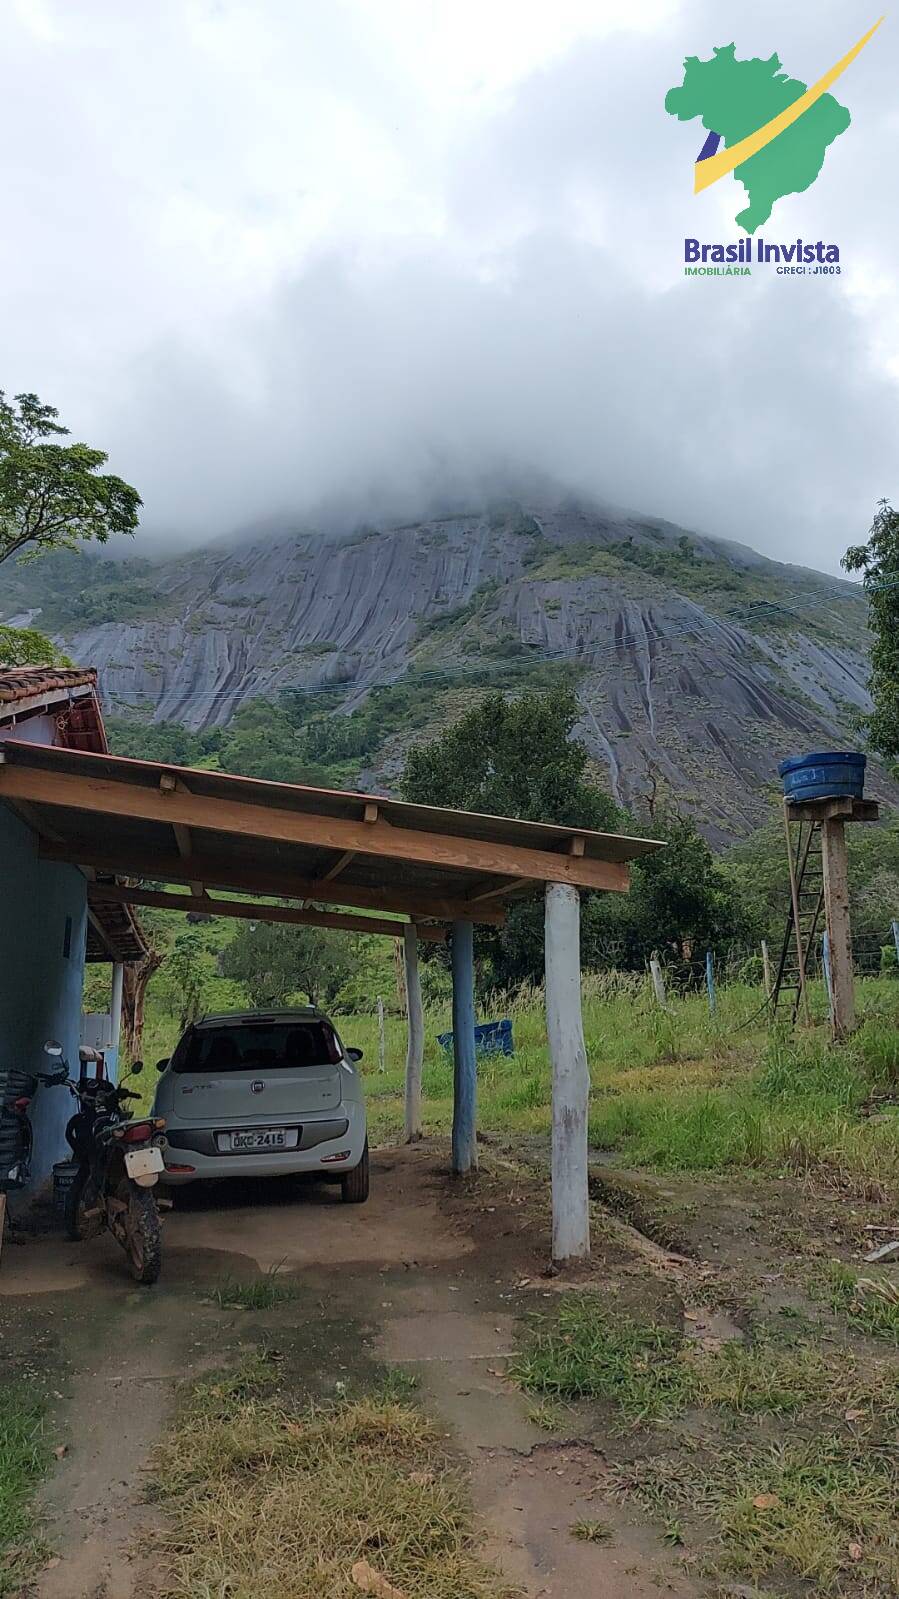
left=403, top=926, right=424, bottom=1143
left=545, top=881, right=590, bottom=1261
left=649, top=954, right=667, bottom=1009
left=761, top=939, right=772, bottom=998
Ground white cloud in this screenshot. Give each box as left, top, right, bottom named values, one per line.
left=0, top=0, right=895, bottom=572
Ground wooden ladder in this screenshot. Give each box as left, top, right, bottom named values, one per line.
left=772, top=809, right=825, bottom=1023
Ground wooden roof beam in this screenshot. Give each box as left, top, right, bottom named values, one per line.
left=316, top=848, right=357, bottom=886
left=172, top=820, right=205, bottom=897
left=466, top=876, right=534, bottom=905
left=86, top=905, right=120, bottom=962
left=2, top=763, right=631, bottom=892
left=88, top=883, right=447, bottom=941
left=38, top=839, right=507, bottom=925
left=6, top=798, right=65, bottom=844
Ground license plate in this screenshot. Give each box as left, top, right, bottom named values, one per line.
left=125, top=1146, right=165, bottom=1179
left=216, top=1127, right=299, bottom=1153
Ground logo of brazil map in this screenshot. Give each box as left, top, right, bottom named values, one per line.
left=665, top=18, right=883, bottom=233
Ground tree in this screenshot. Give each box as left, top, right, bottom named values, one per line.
left=0, top=623, right=71, bottom=667
left=843, top=500, right=899, bottom=766
left=400, top=689, right=623, bottom=992
left=401, top=688, right=623, bottom=830
left=589, top=811, right=748, bottom=971
left=401, top=688, right=752, bottom=991
left=165, top=930, right=213, bottom=1031
left=0, top=390, right=141, bottom=566
left=122, top=949, right=163, bottom=1064
left=220, top=921, right=352, bottom=1008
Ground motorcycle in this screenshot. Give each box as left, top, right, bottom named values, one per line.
left=41, top=1042, right=167, bottom=1285
left=0, top=1064, right=40, bottom=1193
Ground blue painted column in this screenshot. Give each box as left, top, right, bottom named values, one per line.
left=451, top=919, right=478, bottom=1174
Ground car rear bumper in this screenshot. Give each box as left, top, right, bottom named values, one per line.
left=160, top=1103, right=366, bottom=1184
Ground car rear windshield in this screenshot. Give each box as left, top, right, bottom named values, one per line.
left=175, top=1021, right=342, bottom=1073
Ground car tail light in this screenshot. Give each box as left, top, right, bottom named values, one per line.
left=165, top=1162, right=195, bottom=1174
left=320, top=1150, right=351, bottom=1163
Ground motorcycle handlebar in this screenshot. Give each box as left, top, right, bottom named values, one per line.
left=43, top=1075, right=140, bottom=1102
left=39, top=1068, right=71, bottom=1087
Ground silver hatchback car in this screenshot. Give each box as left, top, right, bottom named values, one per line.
left=152, top=1008, right=369, bottom=1201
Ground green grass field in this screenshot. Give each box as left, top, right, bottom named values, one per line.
left=135, top=970, right=899, bottom=1195
left=352, top=975, right=899, bottom=1190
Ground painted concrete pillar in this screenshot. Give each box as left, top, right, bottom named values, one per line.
left=451, top=919, right=477, bottom=1174
left=403, top=925, right=424, bottom=1143
left=545, top=881, right=590, bottom=1260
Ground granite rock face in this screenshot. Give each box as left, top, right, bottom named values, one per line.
left=16, top=499, right=887, bottom=843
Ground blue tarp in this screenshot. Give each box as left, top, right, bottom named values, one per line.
left=437, top=1017, right=514, bottom=1056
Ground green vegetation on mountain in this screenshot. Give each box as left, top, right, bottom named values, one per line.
left=0, top=548, right=170, bottom=631
left=0, top=496, right=882, bottom=848
left=106, top=659, right=585, bottom=789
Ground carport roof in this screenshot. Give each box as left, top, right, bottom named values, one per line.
left=0, top=740, right=662, bottom=927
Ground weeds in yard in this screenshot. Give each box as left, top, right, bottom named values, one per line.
left=512, top=1294, right=896, bottom=1425
left=570, top=1518, right=612, bottom=1544
left=210, top=1267, right=301, bottom=1310
left=510, top=1296, right=684, bottom=1419
left=617, top=1433, right=899, bottom=1594
left=357, top=973, right=898, bottom=1193
left=377, top=1368, right=421, bottom=1401
left=0, top=1386, right=50, bottom=1597
left=824, top=1262, right=899, bottom=1345
left=524, top=1399, right=572, bottom=1433
left=150, top=1358, right=518, bottom=1598
left=522, top=1294, right=899, bottom=1594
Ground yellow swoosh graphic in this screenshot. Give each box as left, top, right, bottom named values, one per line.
left=694, top=16, right=884, bottom=194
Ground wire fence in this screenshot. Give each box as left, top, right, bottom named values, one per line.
left=645, top=922, right=899, bottom=1015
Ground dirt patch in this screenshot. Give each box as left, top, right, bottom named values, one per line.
left=4, top=1140, right=895, bottom=1599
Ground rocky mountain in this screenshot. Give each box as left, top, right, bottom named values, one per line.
left=1, top=498, right=887, bottom=844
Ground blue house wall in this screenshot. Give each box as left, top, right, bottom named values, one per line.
left=0, top=804, right=88, bottom=1187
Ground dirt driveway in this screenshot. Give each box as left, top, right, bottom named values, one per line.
left=0, top=1145, right=710, bottom=1599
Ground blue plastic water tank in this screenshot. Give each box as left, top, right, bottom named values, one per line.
left=778, top=751, right=866, bottom=803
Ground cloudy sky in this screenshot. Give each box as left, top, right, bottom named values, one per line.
left=1, top=0, right=895, bottom=573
